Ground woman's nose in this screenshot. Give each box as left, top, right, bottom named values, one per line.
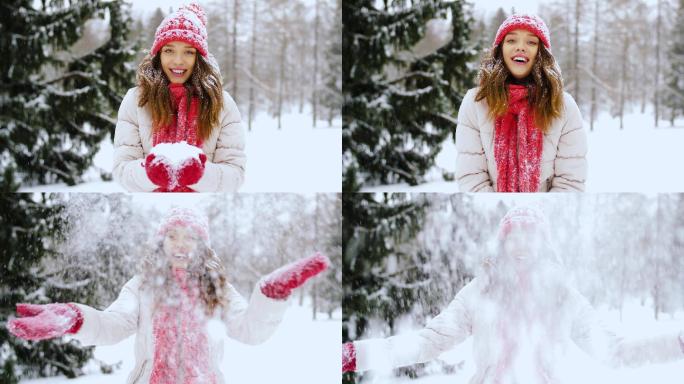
left=171, top=54, right=184, bottom=65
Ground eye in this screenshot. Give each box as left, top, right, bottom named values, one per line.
left=185, top=50, right=195, bottom=56
left=528, top=40, right=538, bottom=46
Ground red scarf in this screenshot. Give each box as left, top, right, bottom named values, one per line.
left=150, top=268, right=217, bottom=384
left=493, top=84, right=543, bottom=192
left=152, top=83, right=202, bottom=147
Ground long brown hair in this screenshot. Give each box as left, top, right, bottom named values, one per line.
left=475, top=44, right=564, bottom=132
left=136, top=52, right=224, bottom=142
left=140, top=240, right=228, bottom=316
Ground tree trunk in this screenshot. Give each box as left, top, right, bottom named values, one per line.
left=299, top=42, right=306, bottom=113
left=619, top=39, right=629, bottom=130
left=574, top=0, right=581, bottom=106
left=655, top=0, right=662, bottom=127
left=232, top=0, right=239, bottom=97
left=312, top=0, right=321, bottom=127
left=277, top=38, right=288, bottom=130
left=590, top=0, right=599, bottom=131
left=247, top=2, right=257, bottom=131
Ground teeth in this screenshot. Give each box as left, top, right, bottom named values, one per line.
left=513, top=57, right=526, bottom=63
left=172, top=69, right=186, bottom=74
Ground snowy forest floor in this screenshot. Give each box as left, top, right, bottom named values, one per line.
left=20, top=300, right=342, bottom=383
left=357, top=300, right=684, bottom=384
left=19, top=108, right=342, bottom=193
left=363, top=108, right=684, bottom=192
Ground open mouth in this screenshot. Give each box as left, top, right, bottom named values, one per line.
left=512, top=56, right=529, bottom=64
left=170, top=68, right=188, bottom=76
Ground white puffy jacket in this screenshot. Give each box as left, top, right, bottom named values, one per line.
left=70, top=276, right=288, bottom=384
left=113, top=87, right=246, bottom=192
left=455, top=88, right=587, bottom=192
left=354, top=279, right=683, bottom=383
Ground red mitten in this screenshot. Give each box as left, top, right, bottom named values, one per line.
left=342, top=342, right=357, bottom=373
left=260, top=252, right=330, bottom=300
left=145, top=153, right=174, bottom=191
left=7, top=303, right=83, bottom=341
left=176, top=152, right=207, bottom=187
left=169, top=185, right=197, bottom=192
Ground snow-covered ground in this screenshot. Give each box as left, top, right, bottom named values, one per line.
left=357, top=300, right=684, bottom=384
left=19, top=300, right=341, bottom=384
left=18, top=109, right=341, bottom=193
left=362, top=108, right=684, bottom=192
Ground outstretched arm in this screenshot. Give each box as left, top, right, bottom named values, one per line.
left=8, top=276, right=140, bottom=346
left=8, top=303, right=83, bottom=341
left=224, top=253, right=330, bottom=345
left=571, top=290, right=684, bottom=367
left=344, top=280, right=475, bottom=373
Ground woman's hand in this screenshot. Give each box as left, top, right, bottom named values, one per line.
left=260, top=253, right=330, bottom=300
left=7, top=303, right=83, bottom=341
left=342, top=342, right=357, bottom=372
left=176, top=152, right=207, bottom=187
left=144, top=153, right=174, bottom=192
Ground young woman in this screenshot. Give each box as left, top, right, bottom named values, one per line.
left=456, top=14, right=587, bottom=192
left=342, top=207, right=684, bottom=383
left=8, top=208, right=330, bottom=383
left=113, top=2, right=245, bottom=192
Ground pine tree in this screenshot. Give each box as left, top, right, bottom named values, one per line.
left=0, top=194, right=92, bottom=382
left=145, top=7, right=167, bottom=51
left=320, top=0, right=342, bottom=126
left=342, top=0, right=476, bottom=191
left=56, top=194, right=148, bottom=306
left=488, top=7, right=508, bottom=42
left=0, top=0, right=137, bottom=190
left=342, top=193, right=429, bottom=382
left=664, top=0, right=684, bottom=125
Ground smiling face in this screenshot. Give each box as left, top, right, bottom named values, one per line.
left=160, top=41, right=197, bottom=84
left=501, top=29, right=540, bottom=80
left=162, top=226, right=200, bottom=269
left=502, top=224, right=543, bottom=278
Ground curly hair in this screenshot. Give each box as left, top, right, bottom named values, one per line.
left=475, top=44, right=564, bottom=133
left=140, top=240, right=228, bottom=316
left=136, top=52, right=224, bottom=142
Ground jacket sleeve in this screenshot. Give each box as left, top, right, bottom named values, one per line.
left=354, top=283, right=473, bottom=371
left=222, top=282, right=289, bottom=345
left=112, top=88, right=156, bottom=192
left=455, top=90, right=495, bottom=192
left=69, top=276, right=140, bottom=346
left=550, top=94, right=587, bottom=191
left=191, top=92, right=246, bottom=192
left=571, top=291, right=683, bottom=367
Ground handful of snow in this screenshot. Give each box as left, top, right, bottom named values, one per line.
left=149, top=141, right=204, bottom=167
left=145, top=141, right=206, bottom=191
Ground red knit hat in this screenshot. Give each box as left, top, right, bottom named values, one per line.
left=156, top=207, right=210, bottom=245
left=493, top=14, right=551, bottom=50
left=498, top=206, right=549, bottom=240
left=150, top=2, right=209, bottom=58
